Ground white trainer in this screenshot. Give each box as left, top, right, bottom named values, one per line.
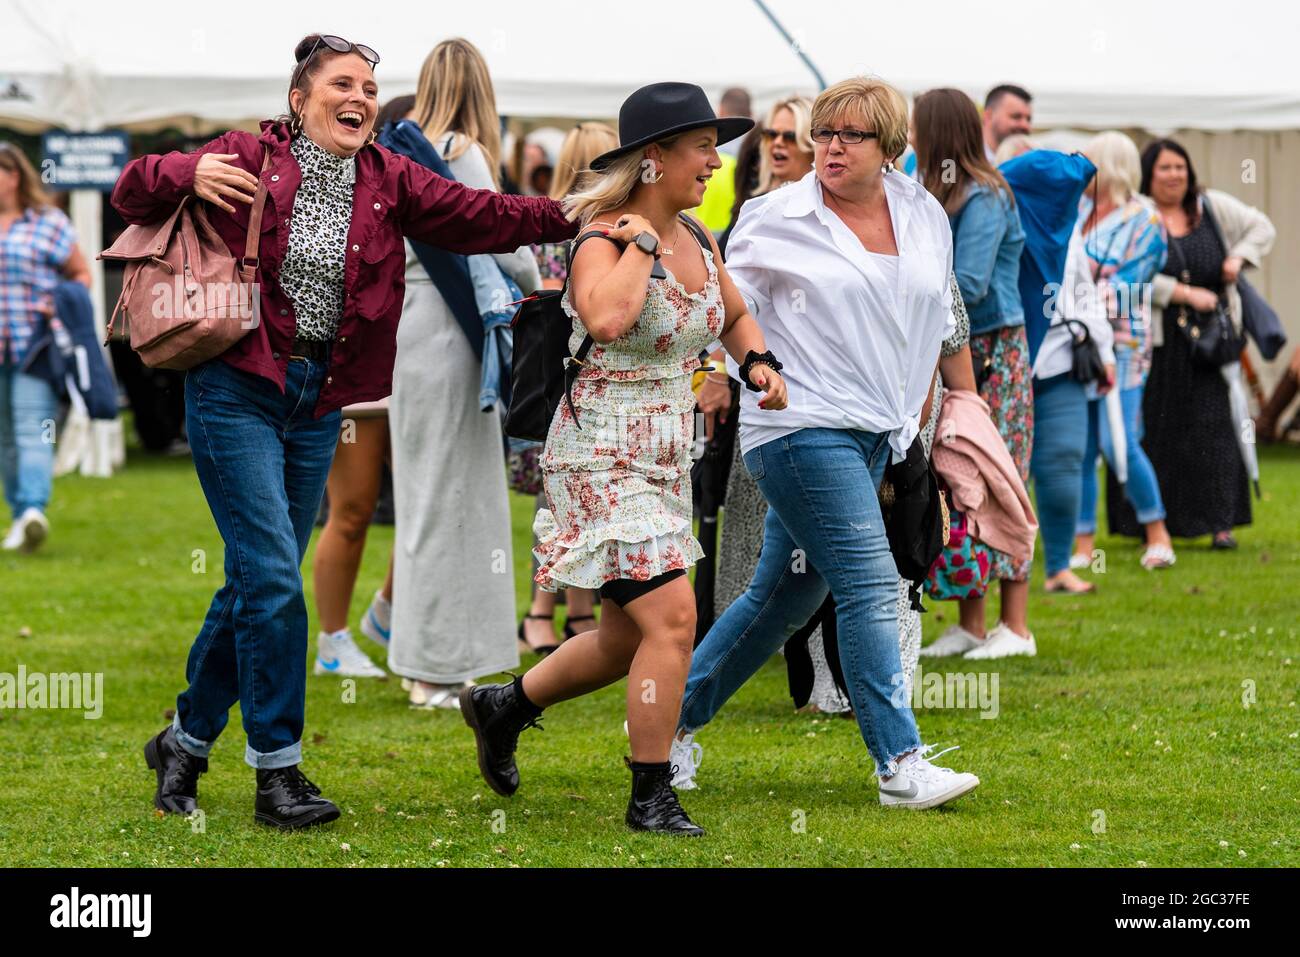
left=314, top=629, right=387, bottom=677
left=3, top=508, right=49, bottom=553
left=919, top=625, right=982, bottom=658
left=963, top=622, right=1036, bottom=659
left=359, top=590, right=392, bottom=648
left=669, top=733, right=703, bottom=790
left=621, top=722, right=704, bottom=790
left=878, top=745, right=980, bottom=810
left=408, top=680, right=465, bottom=710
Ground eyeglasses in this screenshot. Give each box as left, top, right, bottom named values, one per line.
left=292, top=34, right=380, bottom=87
left=761, top=128, right=799, bottom=145
left=810, top=128, right=878, bottom=145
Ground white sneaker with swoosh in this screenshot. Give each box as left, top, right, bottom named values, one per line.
left=669, top=733, right=703, bottom=790
left=314, top=629, right=386, bottom=678
left=878, top=745, right=980, bottom=810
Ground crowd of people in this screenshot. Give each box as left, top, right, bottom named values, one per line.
left=1, top=33, right=1289, bottom=835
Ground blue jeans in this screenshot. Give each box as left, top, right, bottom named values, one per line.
left=1078, top=383, right=1166, bottom=535
left=0, top=362, right=58, bottom=518
left=1029, top=374, right=1087, bottom=576
left=174, top=356, right=340, bottom=769
left=679, top=428, right=922, bottom=777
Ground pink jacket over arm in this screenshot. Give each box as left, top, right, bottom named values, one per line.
left=931, top=389, right=1038, bottom=564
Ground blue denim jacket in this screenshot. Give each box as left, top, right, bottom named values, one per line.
left=951, top=183, right=1026, bottom=335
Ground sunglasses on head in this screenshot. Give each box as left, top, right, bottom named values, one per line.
left=761, top=128, right=798, bottom=145
left=810, top=127, right=878, bottom=145
left=293, top=34, right=380, bottom=86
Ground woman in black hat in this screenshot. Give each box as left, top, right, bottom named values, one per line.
left=460, top=83, right=787, bottom=836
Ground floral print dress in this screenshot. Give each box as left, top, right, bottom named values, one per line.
left=533, top=243, right=724, bottom=591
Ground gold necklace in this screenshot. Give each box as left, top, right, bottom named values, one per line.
left=660, top=223, right=681, bottom=255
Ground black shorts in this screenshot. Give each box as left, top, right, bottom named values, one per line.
left=598, top=569, right=686, bottom=608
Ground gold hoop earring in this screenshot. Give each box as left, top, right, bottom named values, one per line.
left=289, top=112, right=303, bottom=138
left=651, top=167, right=664, bottom=184
left=365, top=128, right=378, bottom=147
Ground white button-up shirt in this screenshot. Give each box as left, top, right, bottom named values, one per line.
left=725, top=169, right=956, bottom=462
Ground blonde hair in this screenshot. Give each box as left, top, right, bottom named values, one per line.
left=812, top=77, right=909, bottom=162
left=0, top=142, right=51, bottom=211
left=549, top=122, right=619, bottom=201
left=994, top=133, right=1039, bottom=165
left=562, top=135, right=680, bottom=226
left=413, top=38, right=502, bottom=188
left=1085, top=130, right=1141, bottom=206
left=757, top=94, right=814, bottom=194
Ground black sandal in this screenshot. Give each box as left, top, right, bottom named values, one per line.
left=517, top=614, right=560, bottom=656
left=1211, top=532, right=1239, bottom=551
left=563, top=614, right=598, bottom=640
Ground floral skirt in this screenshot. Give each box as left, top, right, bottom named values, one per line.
left=533, top=398, right=703, bottom=592
left=969, top=325, right=1034, bottom=582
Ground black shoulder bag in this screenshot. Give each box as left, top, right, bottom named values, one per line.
left=1199, top=194, right=1286, bottom=361
left=1063, top=188, right=1118, bottom=386
left=880, top=435, right=948, bottom=613
left=503, top=213, right=712, bottom=443
left=1166, top=226, right=1242, bottom=369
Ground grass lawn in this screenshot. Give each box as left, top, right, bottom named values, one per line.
left=1, top=434, right=1297, bottom=868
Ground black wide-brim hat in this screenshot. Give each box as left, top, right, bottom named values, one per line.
left=590, top=82, right=754, bottom=171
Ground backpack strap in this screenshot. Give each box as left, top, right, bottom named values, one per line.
left=561, top=229, right=624, bottom=428
left=676, top=212, right=713, bottom=253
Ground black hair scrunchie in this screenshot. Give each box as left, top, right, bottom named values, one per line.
left=738, top=350, right=783, bottom=392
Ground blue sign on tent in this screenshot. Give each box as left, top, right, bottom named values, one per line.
left=41, top=130, right=130, bottom=191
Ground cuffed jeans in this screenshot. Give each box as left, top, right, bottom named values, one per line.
left=679, top=428, right=922, bottom=777
left=1078, top=382, right=1166, bottom=535
left=174, top=356, right=340, bottom=769
left=1029, top=373, right=1088, bottom=576
left=0, top=361, right=58, bottom=518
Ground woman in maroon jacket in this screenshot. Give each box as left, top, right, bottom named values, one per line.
left=116, top=34, right=576, bottom=830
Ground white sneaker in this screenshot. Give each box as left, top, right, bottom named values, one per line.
left=1069, top=552, right=1091, bottom=570
left=919, top=625, right=982, bottom=658
left=3, top=508, right=49, bottom=553
left=359, top=590, right=392, bottom=648
left=670, top=733, right=704, bottom=790
left=408, top=680, right=465, bottom=710
left=313, top=629, right=387, bottom=677
left=878, top=745, right=980, bottom=810
left=963, top=622, right=1036, bottom=660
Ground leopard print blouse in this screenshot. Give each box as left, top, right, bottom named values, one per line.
left=280, top=135, right=356, bottom=341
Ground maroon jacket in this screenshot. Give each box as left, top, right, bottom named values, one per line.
left=111, top=121, right=577, bottom=416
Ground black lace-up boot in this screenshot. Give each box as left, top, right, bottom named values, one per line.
left=459, top=675, right=543, bottom=797
left=625, top=759, right=705, bottom=836
left=144, top=726, right=208, bottom=815
left=254, top=765, right=340, bottom=830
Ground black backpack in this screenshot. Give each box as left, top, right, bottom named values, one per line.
left=504, top=213, right=711, bottom=443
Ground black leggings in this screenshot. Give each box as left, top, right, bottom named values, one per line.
left=598, top=569, right=686, bottom=608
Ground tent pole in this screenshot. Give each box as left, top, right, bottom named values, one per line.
left=751, top=0, right=827, bottom=90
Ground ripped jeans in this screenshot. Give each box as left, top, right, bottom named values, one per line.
left=679, top=428, right=922, bottom=777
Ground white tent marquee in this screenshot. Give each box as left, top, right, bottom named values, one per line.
left=3, top=0, right=1298, bottom=132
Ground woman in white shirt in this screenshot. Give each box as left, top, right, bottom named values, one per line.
left=673, top=78, right=979, bottom=810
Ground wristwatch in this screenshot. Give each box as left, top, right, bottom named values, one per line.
left=632, top=231, right=659, bottom=259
